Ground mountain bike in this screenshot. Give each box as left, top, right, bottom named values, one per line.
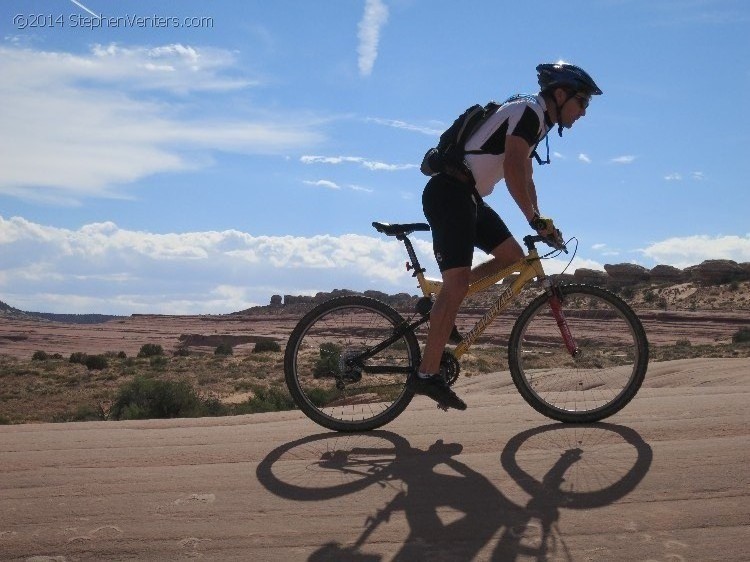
left=284, top=221, right=648, bottom=432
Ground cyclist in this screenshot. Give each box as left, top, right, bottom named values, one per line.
left=409, top=62, right=603, bottom=410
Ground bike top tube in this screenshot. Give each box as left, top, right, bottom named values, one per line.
left=372, top=222, right=560, bottom=298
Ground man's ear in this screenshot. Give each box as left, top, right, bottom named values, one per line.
left=553, top=87, right=567, bottom=105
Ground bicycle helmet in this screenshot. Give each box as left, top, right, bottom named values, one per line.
left=536, top=62, right=603, bottom=96
left=537, top=62, right=602, bottom=137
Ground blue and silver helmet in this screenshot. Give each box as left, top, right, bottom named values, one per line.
left=537, top=62, right=603, bottom=96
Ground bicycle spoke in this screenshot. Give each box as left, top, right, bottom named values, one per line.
left=285, top=296, right=419, bottom=431
left=509, top=285, right=648, bottom=422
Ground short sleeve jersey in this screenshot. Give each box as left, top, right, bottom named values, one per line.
left=464, top=95, right=551, bottom=197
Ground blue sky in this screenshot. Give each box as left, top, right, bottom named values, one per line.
left=1, top=0, right=749, bottom=314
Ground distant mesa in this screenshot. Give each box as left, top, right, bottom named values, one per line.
left=262, top=259, right=750, bottom=307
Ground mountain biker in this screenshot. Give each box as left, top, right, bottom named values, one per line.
left=409, top=61, right=603, bottom=410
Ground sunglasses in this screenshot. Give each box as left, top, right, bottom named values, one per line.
left=574, top=95, right=591, bottom=110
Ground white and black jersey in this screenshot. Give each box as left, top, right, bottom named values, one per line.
left=464, top=95, right=552, bottom=197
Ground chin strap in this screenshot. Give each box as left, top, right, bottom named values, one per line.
left=556, top=91, right=580, bottom=137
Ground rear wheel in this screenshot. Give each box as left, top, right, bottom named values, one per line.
left=284, top=296, right=420, bottom=432
left=508, top=284, right=648, bottom=423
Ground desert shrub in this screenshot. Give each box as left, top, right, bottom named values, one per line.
left=253, top=339, right=281, bottom=353
left=149, top=355, right=169, bottom=369
left=84, top=355, right=109, bottom=370
left=215, top=343, right=233, bottom=356
left=675, top=339, right=692, bottom=347
left=69, top=352, right=88, bottom=365
left=138, top=343, right=164, bottom=358
left=110, top=376, right=203, bottom=420
left=732, top=328, right=750, bottom=344
left=643, top=290, right=656, bottom=303
left=32, top=351, right=49, bottom=361
left=621, top=286, right=635, bottom=300
left=72, top=404, right=106, bottom=422
left=174, top=346, right=191, bottom=357
left=117, top=351, right=127, bottom=359
left=235, top=385, right=296, bottom=414
left=313, top=342, right=342, bottom=378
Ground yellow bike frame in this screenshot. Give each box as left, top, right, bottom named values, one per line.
left=412, top=248, right=548, bottom=359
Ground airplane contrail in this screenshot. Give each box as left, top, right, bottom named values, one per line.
left=69, top=0, right=101, bottom=19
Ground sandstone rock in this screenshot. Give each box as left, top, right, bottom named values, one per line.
left=604, top=263, right=651, bottom=287
left=269, top=295, right=282, bottom=306
left=283, top=294, right=314, bottom=305
left=650, top=265, right=686, bottom=284
left=573, top=268, right=608, bottom=287
left=685, top=260, right=749, bottom=285
left=551, top=273, right=575, bottom=284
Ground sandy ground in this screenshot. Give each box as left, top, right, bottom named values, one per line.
left=1, top=357, right=748, bottom=562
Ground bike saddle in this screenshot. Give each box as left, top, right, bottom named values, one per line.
left=372, top=221, right=430, bottom=237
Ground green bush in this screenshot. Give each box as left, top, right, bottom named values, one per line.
left=110, top=376, right=203, bottom=420
left=138, top=343, right=164, bottom=358
left=215, top=343, right=233, bottom=356
left=84, top=355, right=109, bottom=370
left=69, top=352, right=88, bottom=365
left=313, top=342, right=342, bottom=378
left=32, top=351, right=49, bottom=361
left=72, top=404, right=106, bottom=422
left=235, top=385, right=296, bottom=414
left=733, top=328, right=750, bottom=344
left=149, top=355, right=169, bottom=370
left=253, top=339, right=281, bottom=353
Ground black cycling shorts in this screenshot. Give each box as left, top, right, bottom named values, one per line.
left=422, top=174, right=512, bottom=272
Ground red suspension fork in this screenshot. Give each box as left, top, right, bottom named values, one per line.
left=548, top=292, right=579, bottom=357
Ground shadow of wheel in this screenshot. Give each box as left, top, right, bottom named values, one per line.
left=256, top=431, right=410, bottom=502
left=500, top=422, right=653, bottom=509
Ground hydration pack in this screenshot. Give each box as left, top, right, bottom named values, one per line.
left=419, top=101, right=500, bottom=177
left=420, top=95, right=550, bottom=178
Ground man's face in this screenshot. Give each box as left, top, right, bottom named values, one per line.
left=558, top=90, right=591, bottom=129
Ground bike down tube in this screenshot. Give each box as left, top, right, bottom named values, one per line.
left=452, top=261, right=539, bottom=358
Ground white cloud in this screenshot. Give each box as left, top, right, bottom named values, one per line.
left=0, top=45, right=323, bottom=204
left=366, top=117, right=442, bottom=136
left=357, top=0, right=389, bottom=77
left=664, top=172, right=705, bottom=182
left=0, top=215, right=420, bottom=314
left=303, top=179, right=341, bottom=190
left=610, top=155, right=636, bottom=164
left=640, top=234, right=750, bottom=268
left=578, top=153, right=592, bottom=164
left=303, top=180, right=374, bottom=193
left=300, top=155, right=416, bottom=171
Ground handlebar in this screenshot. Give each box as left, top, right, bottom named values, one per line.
left=523, top=234, right=568, bottom=254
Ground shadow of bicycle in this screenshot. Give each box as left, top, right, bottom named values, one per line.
left=256, top=423, right=652, bottom=561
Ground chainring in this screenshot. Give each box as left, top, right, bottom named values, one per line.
left=440, top=351, right=460, bottom=386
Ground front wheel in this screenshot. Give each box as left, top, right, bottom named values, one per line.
left=508, top=284, right=648, bottom=423
left=284, top=296, right=420, bottom=432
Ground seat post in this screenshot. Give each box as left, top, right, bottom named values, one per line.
left=398, top=234, right=425, bottom=277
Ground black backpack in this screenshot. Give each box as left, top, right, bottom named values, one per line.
left=420, top=95, right=550, bottom=179
left=419, top=101, right=500, bottom=178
